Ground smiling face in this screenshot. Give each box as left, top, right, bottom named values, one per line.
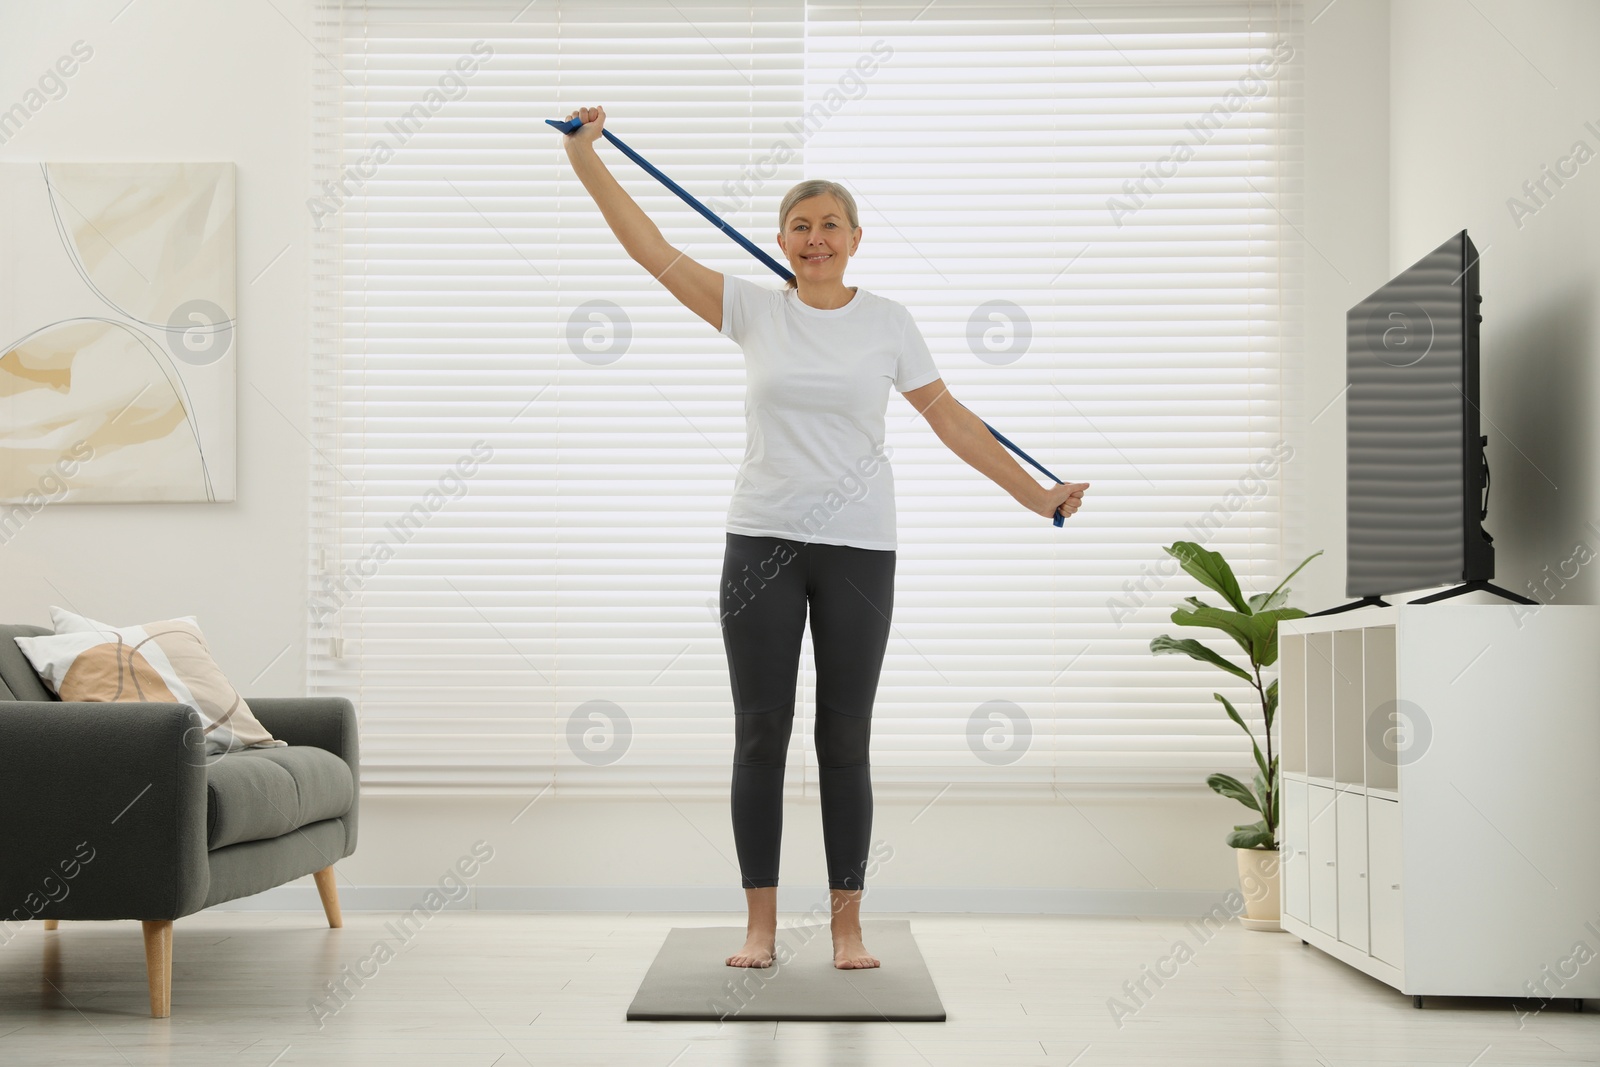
left=777, top=193, right=861, bottom=284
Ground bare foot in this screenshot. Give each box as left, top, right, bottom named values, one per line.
left=728, top=886, right=779, bottom=967
left=831, top=930, right=880, bottom=969
left=726, top=934, right=775, bottom=968
left=829, top=887, right=881, bottom=969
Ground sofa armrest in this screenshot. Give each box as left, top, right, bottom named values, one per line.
left=0, top=702, right=209, bottom=926
left=245, top=696, right=360, bottom=855
left=245, top=697, right=358, bottom=764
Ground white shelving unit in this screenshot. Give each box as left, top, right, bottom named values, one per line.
left=1278, top=603, right=1600, bottom=1004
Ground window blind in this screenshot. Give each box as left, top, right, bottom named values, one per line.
left=309, top=0, right=1303, bottom=795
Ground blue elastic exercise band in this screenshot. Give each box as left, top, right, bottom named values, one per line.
left=550, top=115, right=1069, bottom=526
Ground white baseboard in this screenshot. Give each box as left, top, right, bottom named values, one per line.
left=212, top=884, right=1232, bottom=916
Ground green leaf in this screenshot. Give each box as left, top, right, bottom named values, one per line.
left=1171, top=602, right=1260, bottom=662
left=1264, top=677, right=1279, bottom=731
left=1149, top=635, right=1253, bottom=682
left=1163, top=541, right=1250, bottom=614
left=1248, top=607, right=1312, bottom=668
left=1215, top=693, right=1269, bottom=780
left=1226, top=820, right=1275, bottom=849
left=1258, top=550, right=1325, bottom=610
left=1206, top=772, right=1261, bottom=813
left=1247, top=588, right=1289, bottom=613
left=1215, top=691, right=1250, bottom=733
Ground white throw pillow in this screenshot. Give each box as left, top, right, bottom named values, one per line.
left=15, top=606, right=285, bottom=754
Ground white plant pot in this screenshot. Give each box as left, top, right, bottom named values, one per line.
left=1235, top=847, right=1282, bottom=931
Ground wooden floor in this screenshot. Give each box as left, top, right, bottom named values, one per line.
left=0, top=911, right=1594, bottom=1065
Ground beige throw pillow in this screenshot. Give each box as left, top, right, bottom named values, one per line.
left=14, top=606, right=285, bottom=754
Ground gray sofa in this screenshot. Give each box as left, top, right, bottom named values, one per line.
left=0, top=623, right=359, bottom=1018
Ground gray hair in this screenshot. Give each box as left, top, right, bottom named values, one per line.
left=778, top=180, right=860, bottom=289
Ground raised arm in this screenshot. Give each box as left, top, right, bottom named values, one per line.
left=560, top=105, right=724, bottom=332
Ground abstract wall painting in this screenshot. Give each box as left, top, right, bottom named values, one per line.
left=0, top=162, right=237, bottom=503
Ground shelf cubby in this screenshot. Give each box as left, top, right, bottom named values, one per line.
left=1332, top=628, right=1365, bottom=787
left=1304, top=631, right=1334, bottom=779
left=1279, top=632, right=1306, bottom=775
left=1363, top=626, right=1397, bottom=793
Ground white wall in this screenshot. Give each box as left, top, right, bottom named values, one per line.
left=1291, top=0, right=1393, bottom=611
left=1389, top=0, right=1600, bottom=608
left=1, top=0, right=1405, bottom=912
left=0, top=0, right=311, bottom=688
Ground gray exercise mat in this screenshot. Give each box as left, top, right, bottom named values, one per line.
left=626, top=918, right=946, bottom=1022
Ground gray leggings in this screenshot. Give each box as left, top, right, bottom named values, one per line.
left=719, top=532, right=894, bottom=891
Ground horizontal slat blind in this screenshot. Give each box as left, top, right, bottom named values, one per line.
left=309, top=0, right=1302, bottom=795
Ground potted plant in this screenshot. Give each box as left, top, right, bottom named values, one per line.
left=1149, top=541, right=1321, bottom=930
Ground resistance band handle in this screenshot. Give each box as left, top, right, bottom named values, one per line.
left=551, top=115, right=1070, bottom=528
left=547, top=117, right=795, bottom=283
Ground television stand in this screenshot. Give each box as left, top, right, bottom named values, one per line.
left=1278, top=604, right=1600, bottom=1005
left=1408, top=580, right=1535, bottom=605
left=1307, top=596, right=1391, bottom=618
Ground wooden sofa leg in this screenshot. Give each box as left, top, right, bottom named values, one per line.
left=42, top=919, right=58, bottom=931
left=313, top=866, right=343, bottom=929
left=141, top=920, right=172, bottom=1019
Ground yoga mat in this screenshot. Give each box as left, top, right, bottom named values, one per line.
left=626, top=918, right=946, bottom=1022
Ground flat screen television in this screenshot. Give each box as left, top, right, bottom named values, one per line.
left=1345, top=229, right=1495, bottom=600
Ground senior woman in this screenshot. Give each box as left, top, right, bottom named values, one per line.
left=561, top=105, right=1088, bottom=970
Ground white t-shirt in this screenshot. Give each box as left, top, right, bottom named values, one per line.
left=719, top=272, right=941, bottom=551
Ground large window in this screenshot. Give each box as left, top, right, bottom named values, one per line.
left=310, top=0, right=1303, bottom=794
